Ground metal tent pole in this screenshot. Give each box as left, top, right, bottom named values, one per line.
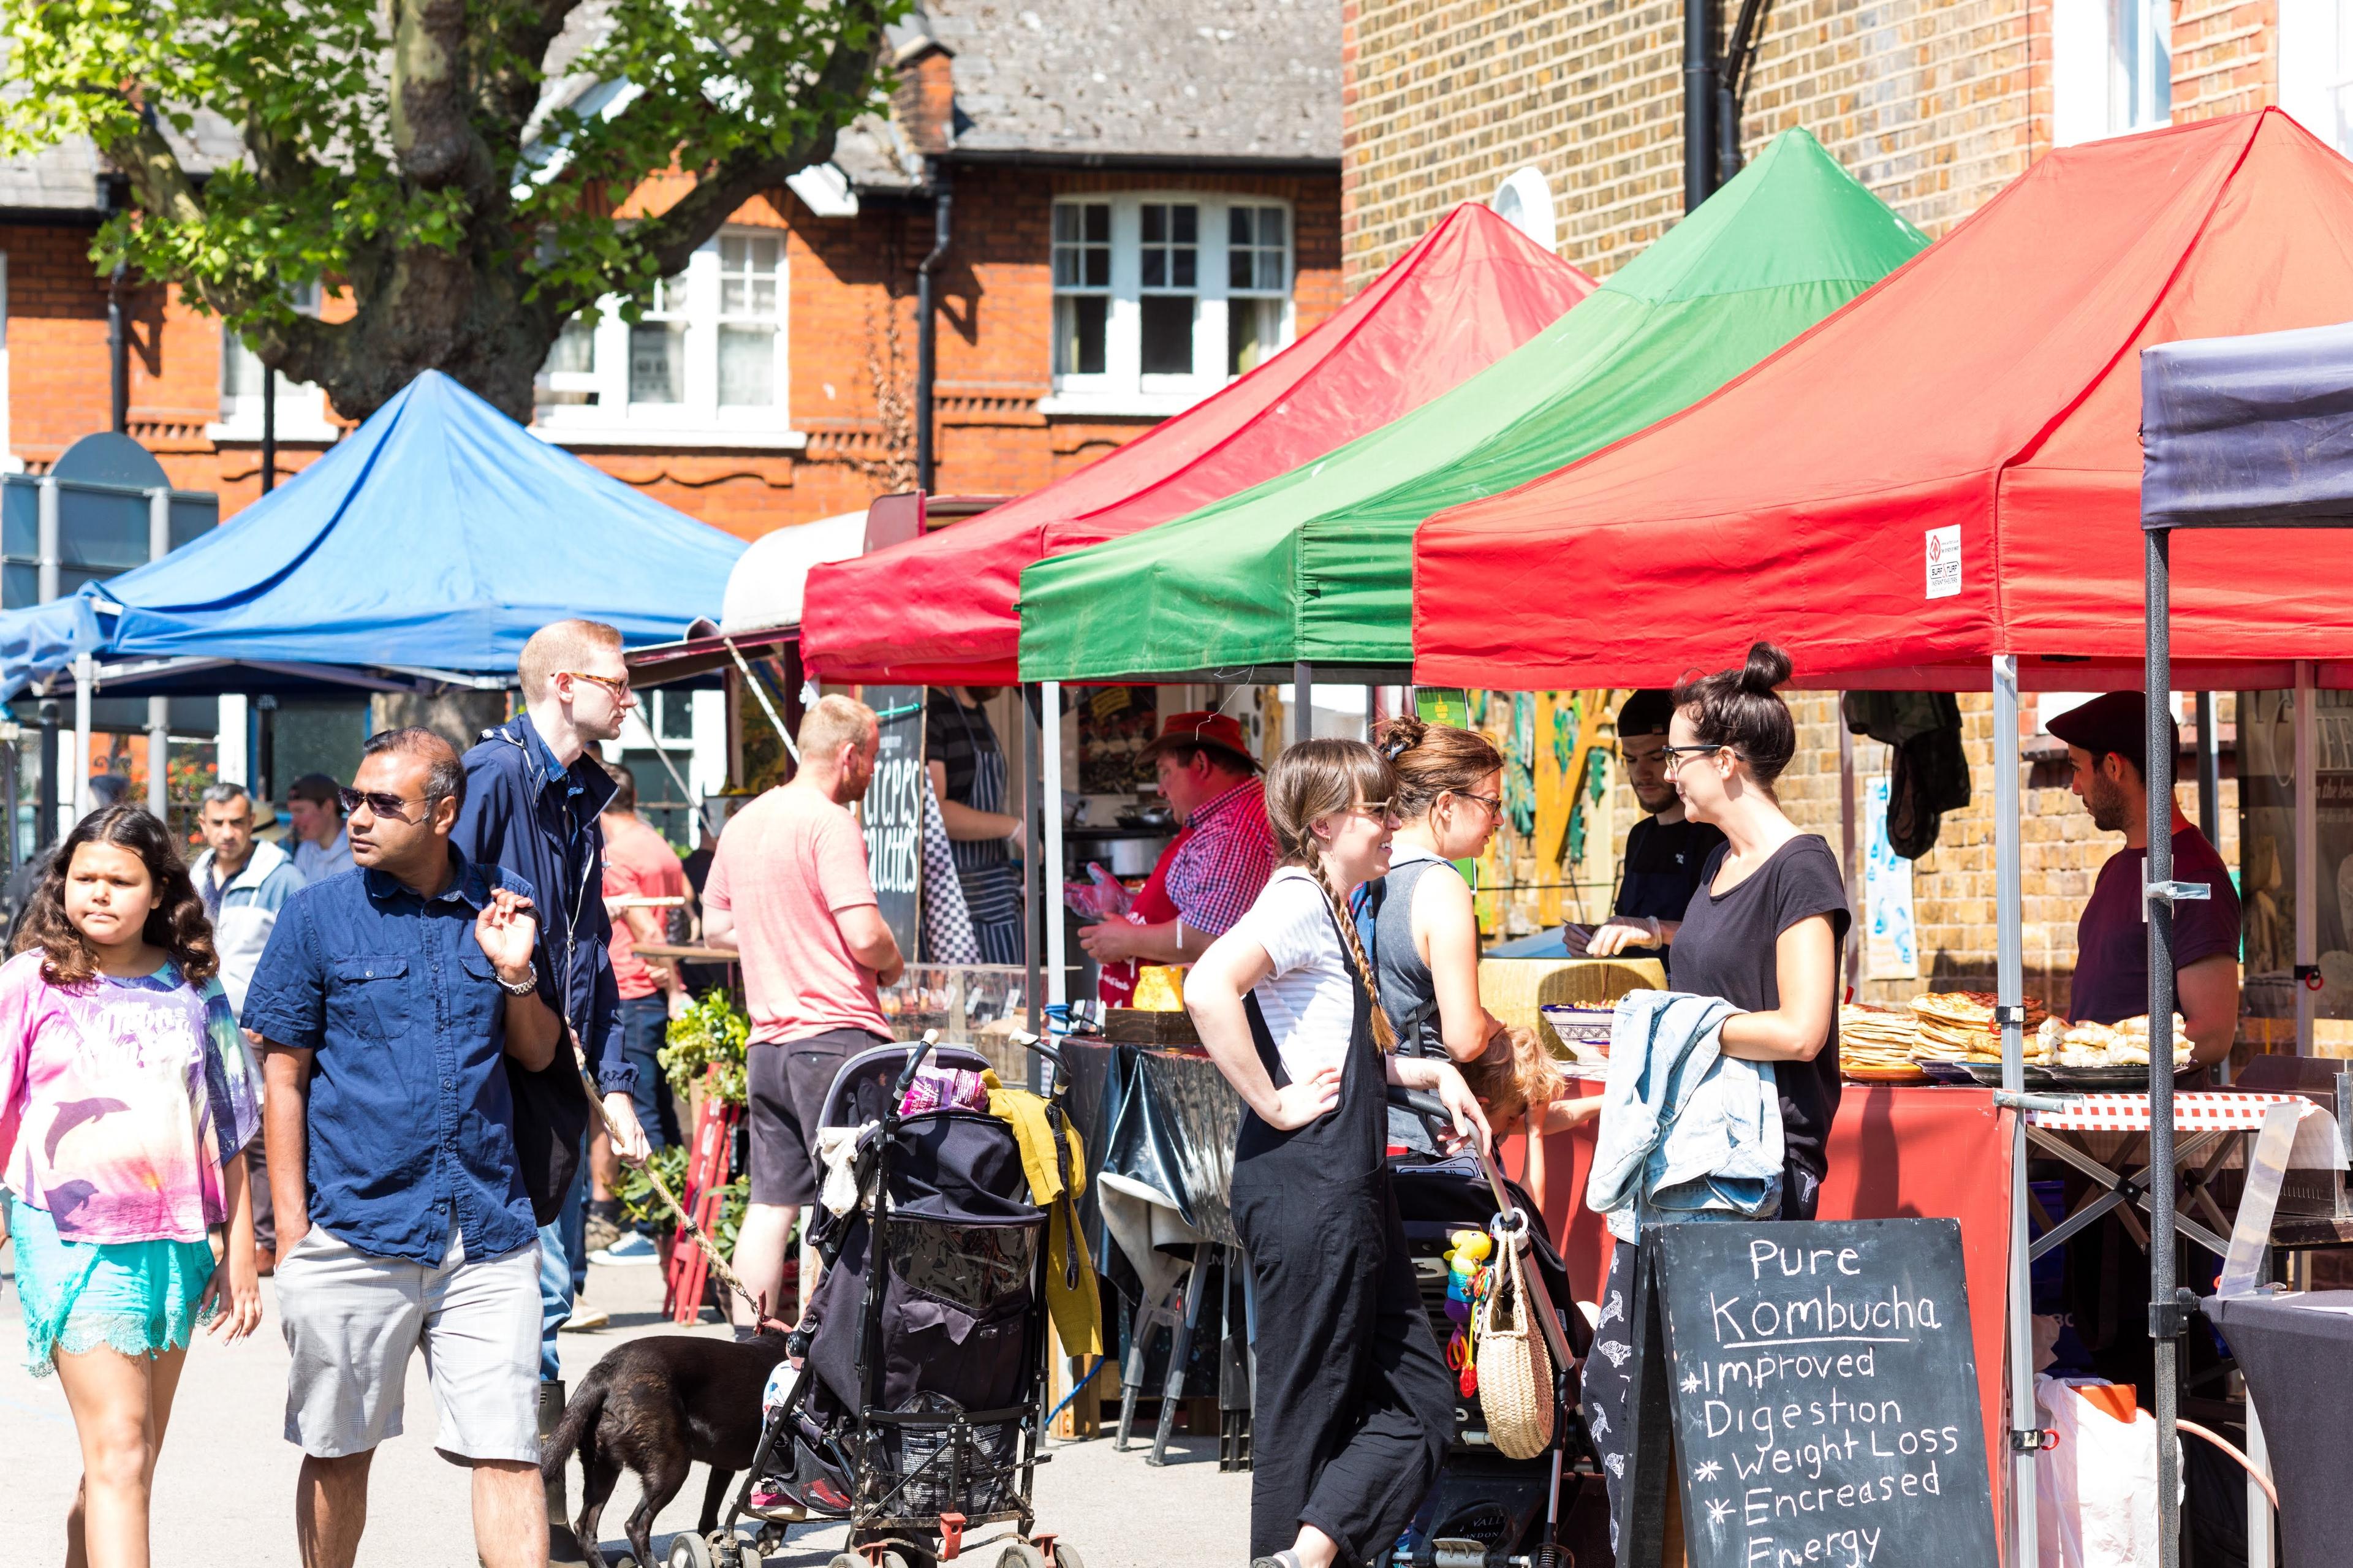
left=1294, top=661, right=1314, bottom=747
left=1042, top=680, right=1067, bottom=1025
left=2295, top=661, right=2316, bottom=1056
left=2195, top=691, right=2219, bottom=841
left=71, top=653, right=93, bottom=824
left=1993, top=654, right=2037, bottom=1568
left=1023, top=684, right=1044, bottom=1057
left=145, top=486, right=171, bottom=818
left=2145, top=528, right=2184, bottom=1568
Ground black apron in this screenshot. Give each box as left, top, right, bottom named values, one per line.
left=1229, top=900, right=1451, bottom=1564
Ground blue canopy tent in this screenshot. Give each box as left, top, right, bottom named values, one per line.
left=0, top=368, right=745, bottom=828
left=2139, top=320, right=2353, bottom=1561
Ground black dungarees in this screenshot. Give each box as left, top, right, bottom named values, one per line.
left=1229, top=901, right=1452, bottom=1565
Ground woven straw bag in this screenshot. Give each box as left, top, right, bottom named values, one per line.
left=1476, top=1232, right=1555, bottom=1460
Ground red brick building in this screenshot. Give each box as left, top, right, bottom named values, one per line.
left=0, top=0, right=1343, bottom=539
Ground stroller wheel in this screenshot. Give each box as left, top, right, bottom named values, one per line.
left=666, top=1533, right=716, bottom=1568
left=997, top=1543, right=1048, bottom=1568
left=1052, top=1545, right=1088, bottom=1568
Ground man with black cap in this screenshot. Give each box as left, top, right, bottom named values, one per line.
left=1572, top=689, right=1726, bottom=971
left=1079, top=710, right=1276, bottom=1006
left=2047, top=691, right=2243, bottom=1067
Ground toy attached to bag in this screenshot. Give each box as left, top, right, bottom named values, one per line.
left=1442, top=1228, right=1494, bottom=1396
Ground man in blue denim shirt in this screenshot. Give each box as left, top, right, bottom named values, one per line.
left=248, top=726, right=561, bottom=1568
left=453, top=617, right=649, bottom=1557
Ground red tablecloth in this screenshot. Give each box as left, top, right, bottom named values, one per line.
left=1508, top=1083, right=2014, bottom=1476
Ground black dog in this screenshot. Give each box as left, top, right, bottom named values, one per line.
left=541, top=1331, right=794, bottom=1568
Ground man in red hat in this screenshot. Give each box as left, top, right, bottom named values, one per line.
left=2047, top=691, right=2242, bottom=1068
left=1080, top=711, right=1277, bottom=1006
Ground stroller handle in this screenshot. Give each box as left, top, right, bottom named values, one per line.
left=892, top=1028, right=943, bottom=1102
left=1006, top=1029, right=1067, bottom=1074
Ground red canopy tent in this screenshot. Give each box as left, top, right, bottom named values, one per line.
left=1412, top=110, right=2353, bottom=1566
left=801, top=203, right=1596, bottom=683
left=1412, top=109, right=2353, bottom=694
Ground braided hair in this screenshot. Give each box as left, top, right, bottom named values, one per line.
left=1264, top=738, right=1399, bottom=1051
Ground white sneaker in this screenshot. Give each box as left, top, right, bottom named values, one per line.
left=561, top=1305, right=611, bottom=1332
left=588, top=1232, right=662, bottom=1267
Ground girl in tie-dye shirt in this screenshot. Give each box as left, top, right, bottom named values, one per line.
left=0, top=803, right=263, bottom=1563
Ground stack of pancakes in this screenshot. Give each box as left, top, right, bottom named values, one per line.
left=1839, top=1004, right=1923, bottom=1074
left=1908, top=990, right=2051, bottom=1061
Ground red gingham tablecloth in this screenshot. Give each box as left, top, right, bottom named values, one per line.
left=2027, top=1091, right=2347, bottom=1169
left=2026, top=1091, right=2304, bottom=1132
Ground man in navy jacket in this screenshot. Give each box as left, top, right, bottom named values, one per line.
left=455, top=617, right=649, bottom=1560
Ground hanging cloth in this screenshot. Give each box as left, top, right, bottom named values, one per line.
left=1843, top=691, right=1971, bottom=860
left=983, top=1074, right=1104, bottom=1357
left=919, top=773, right=980, bottom=964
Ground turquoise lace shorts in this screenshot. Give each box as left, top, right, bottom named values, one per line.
left=5, top=1192, right=219, bottom=1376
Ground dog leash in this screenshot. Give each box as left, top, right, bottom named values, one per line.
left=577, top=1059, right=776, bottom=1325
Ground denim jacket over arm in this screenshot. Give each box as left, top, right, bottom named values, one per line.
left=452, top=712, right=631, bottom=1095
left=1585, top=989, right=1784, bottom=1243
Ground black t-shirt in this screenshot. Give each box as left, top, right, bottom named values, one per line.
left=2070, top=825, right=2241, bottom=1026
left=1613, top=815, right=1728, bottom=968
left=1667, top=833, right=1851, bottom=1221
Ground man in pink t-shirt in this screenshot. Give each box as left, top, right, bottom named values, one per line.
left=704, top=694, right=903, bottom=1324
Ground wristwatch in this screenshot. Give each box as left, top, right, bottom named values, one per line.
left=496, top=963, right=539, bottom=997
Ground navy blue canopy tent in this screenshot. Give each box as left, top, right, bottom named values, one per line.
left=0, top=369, right=746, bottom=700
left=2140, top=319, right=2353, bottom=1559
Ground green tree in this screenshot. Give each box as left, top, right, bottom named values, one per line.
left=1, top=0, right=903, bottom=421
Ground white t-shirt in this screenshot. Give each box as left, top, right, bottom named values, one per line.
left=1220, top=866, right=1361, bottom=1083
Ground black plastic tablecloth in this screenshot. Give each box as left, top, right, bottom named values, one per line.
left=2203, top=1290, right=2353, bottom=1567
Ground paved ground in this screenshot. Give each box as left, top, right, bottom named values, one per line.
left=0, top=1244, right=1248, bottom=1568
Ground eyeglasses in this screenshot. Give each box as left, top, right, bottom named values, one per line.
left=560, top=670, right=633, bottom=700
left=1453, top=792, right=1505, bottom=816
left=1354, top=800, right=1403, bottom=825
left=1661, top=743, right=1730, bottom=773
left=338, top=787, right=439, bottom=825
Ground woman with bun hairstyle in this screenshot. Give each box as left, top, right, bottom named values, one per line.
left=1578, top=643, right=1850, bottom=1536
left=0, top=803, right=264, bottom=1566
left=1362, top=717, right=1599, bottom=1147
left=1187, top=738, right=1489, bottom=1568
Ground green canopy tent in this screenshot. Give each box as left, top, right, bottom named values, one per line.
left=1018, top=129, right=1930, bottom=699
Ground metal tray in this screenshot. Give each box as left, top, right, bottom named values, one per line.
left=2042, top=1063, right=2166, bottom=1090
left=1917, top=1058, right=2060, bottom=1088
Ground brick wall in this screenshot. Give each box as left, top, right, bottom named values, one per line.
left=1342, top=0, right=2279, bottom=286
left=3, top=160, right=1341, bottom=537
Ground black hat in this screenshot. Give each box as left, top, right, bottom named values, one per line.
left=1616, top=689, right=1678, bottom=739
left=2045, top=691, right=2178, bottom=781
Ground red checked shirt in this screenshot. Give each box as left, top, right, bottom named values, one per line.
left=1162, top=778, right=1278, bottom=939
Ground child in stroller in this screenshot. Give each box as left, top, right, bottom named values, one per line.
left=695, top=1036, right=1088, bottom=1568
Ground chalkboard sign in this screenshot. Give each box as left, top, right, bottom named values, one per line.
left=859, top=685, right=925, bottom=963
left=1624, top=1219, right=1996, bottom=1568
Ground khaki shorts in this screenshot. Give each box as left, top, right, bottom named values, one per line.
left=275, top=1224, right=542, bottom=1462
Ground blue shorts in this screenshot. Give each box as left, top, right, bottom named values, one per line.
left=6, top=1192, right=219, bottom=1375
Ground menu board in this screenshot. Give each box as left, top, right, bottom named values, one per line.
left=859, top=685, right=926, bottom=963
left=1625, top=1219, right=1996, bottom=1568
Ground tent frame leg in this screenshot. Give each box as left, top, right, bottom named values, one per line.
left=1994, top=653, right=2037, bottom=1568
left=2144, top=529, right=2183, bottom=1568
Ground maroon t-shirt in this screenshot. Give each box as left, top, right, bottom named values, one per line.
left=2069, top=825, right=2241, bottom=1026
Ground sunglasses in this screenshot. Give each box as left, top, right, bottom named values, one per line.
left=561, top=670, right=632, bottom=700
left=1352, top=800, right=1404, bottom=824
left=338, top=787, right=441, bottom=825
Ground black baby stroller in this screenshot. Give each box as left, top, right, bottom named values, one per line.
left=705, top=1034, right=1085, bottom=1568
left=1387, top=1089, right=1602, bottom=1568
